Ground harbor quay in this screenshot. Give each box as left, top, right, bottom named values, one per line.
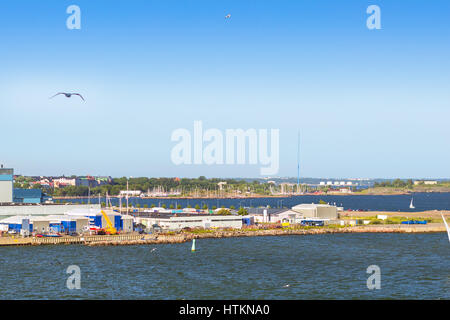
left=0, top=223, right=446, bottom=247
left=0, top=202, right=341, bottom=236
left=0, top=193, right=448, bottom=246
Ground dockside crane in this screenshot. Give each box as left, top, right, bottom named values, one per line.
left=100, top=210, right=118, bottom=235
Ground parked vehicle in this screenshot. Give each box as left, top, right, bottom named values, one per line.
left=301, top=220, right=325, bottom=227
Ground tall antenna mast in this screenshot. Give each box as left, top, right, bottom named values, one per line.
left=297, top=130, right=300, bottom=193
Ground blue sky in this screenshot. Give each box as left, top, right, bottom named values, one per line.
left=0, top=0, right=449, bottom=178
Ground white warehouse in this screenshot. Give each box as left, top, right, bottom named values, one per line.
left=135, top=213, right=243, bottom=231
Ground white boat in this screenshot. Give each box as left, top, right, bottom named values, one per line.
left=441, top=213, right=450, bottom=243
left=409, top=197, right=415, bottom=209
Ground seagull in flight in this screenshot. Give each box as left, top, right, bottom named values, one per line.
left=225, top=14, right=231, bottom=19
left=50, top=92, right=85, bottom=101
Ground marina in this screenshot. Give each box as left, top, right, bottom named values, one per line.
left=2, top=0, right=449, bottom=304
left=56, top=192, right=450, bottom=213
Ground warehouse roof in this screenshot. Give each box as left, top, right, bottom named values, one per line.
left=246, top=208, right=289, bottom=215
left=0, top=215, right=89, bottom=224
left=292, top=203, right=335, bottom=209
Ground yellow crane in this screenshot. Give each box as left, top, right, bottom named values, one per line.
left=101, top=210, right=117, bottom=235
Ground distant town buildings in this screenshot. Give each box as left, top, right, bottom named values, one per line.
left=53, top=177, right=77, bottom=188
left=217, top=181, right=227, bottom=190
left=120, top=190, right=142, bottom=197
left=320, top=181, right=358, bottom=187
left=414, top=180, right=438, bottom=185
left=32, top=175, right=112, bottom=188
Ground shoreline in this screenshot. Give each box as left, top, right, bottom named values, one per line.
left=51, top=190, right=450, bottom=200
left=0, top=223, right=446, bottom=247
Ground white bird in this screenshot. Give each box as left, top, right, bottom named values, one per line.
left=225, top=14, right=231, bottom=19
left=150, top=248, right=157, bottom=252
left=50, top=92, right=85, bottom=101
left=283, top=284, right=290, bottom=288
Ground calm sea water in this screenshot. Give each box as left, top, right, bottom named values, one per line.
left=0, top=233, right=448, bottom=299
left=64, top=192, right=450, bottom=212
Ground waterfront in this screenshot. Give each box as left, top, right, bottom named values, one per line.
left=0, top=223, right=446, bottom=247
left=61, top=192, right=450, bottom=212
left=0, top=233, right=448, bottom=299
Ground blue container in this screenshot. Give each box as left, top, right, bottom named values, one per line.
left=62, top=221, right=76, bottom=232
left=90, top=215, right=102, bottom=227
left=402, top=220, right=428, bottom=225
left=8, top=224, right=21, bottom=232
left=114, top=215, right=122, bottom=230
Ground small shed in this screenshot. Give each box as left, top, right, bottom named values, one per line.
left=121, top=215, right=134, bottom=233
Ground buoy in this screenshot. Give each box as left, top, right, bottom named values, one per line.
left=191, top=239, right=196, bottom=252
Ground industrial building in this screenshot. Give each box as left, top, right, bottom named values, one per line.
left=0, top=166, right=13, bottom=203
left=64, top=208, right=134, bottom=233
left=13, top=188, right=45, bottom=204
left=246, top=208, right=297, bottom=223
left=291, top=203, right=338, bottom=219
left=0, top=215, right=90, bottom=234
left=134, top=212, right=243, bottom=231
left=0, top=203, right=102, bottom=218
left=0, top=208, right=134, bottom=234
left=246, top=203, right=338, bottom=223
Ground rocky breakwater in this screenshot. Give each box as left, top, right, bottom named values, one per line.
left=85, top=223, right=446, bottom=246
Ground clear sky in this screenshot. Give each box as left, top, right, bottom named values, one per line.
left=0, top=0, right=449, bottom=179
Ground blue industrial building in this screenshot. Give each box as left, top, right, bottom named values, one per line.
left=13, top=188, right=43, bottom=204
left=86, top=214, right=123, bottom=230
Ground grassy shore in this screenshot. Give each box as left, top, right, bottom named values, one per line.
left=340, top=209, right=449, bottom=223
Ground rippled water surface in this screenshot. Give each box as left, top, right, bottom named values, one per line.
left=0, top=233, right=449, bottom=299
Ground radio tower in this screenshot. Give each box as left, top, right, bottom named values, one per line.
left=297, top=130, right=300, bottom=194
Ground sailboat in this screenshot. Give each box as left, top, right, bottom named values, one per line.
left=191, top=239, right=196, bottom=252
left=409, top=197, right=415, bottom=209
left=441, top=213, right=450, bottom=243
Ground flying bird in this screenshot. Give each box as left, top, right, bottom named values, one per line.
left=225, top=14, right=231, bottom=19
left=50, top=92, right=85, bottom=101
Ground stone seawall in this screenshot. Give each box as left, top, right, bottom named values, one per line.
left=85, top=223, right=446, bottom=246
